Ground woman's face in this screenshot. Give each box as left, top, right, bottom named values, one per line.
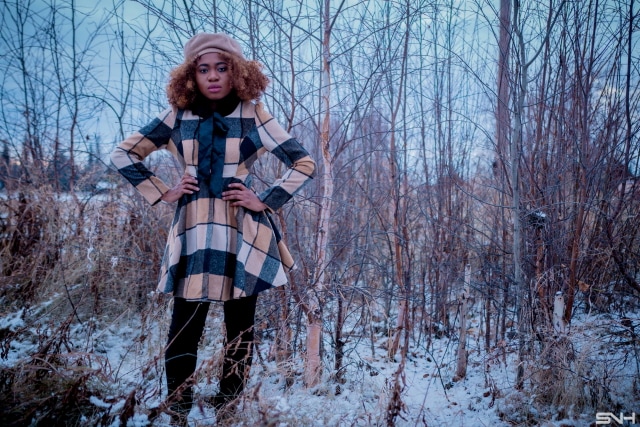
left=195, top=52, right=233, bottom=101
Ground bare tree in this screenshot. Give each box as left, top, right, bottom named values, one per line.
left=302, top=0, right=336, bottom=387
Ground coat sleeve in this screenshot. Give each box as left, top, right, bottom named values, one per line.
left=253, top=103, right=316, bottom=212
left=110, top=107, right=176, bottom=205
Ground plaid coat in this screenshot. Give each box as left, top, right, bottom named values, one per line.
left=110, top=101, right=315, bottom=301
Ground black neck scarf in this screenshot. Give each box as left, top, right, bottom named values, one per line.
left=194, top=93, right=239, bottom=197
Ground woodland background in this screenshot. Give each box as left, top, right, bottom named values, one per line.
left=0, top=0, right=639, bottom=426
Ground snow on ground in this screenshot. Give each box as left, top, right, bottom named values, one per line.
left=2, top=296, right=638, bottom=427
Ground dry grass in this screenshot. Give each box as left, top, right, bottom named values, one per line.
left=497, top=321, right=637, bottom=425
left=0, top=178, right=173, bottom=426
left=1, top=177, right=638, bottom=426
left=0, top=312, right=109, bottom=426
left=0, top=178, right=171, bottom=315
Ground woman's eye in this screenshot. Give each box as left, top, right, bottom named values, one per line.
left=217, top=66, right=227, bottom=72
left=198, top=68, right=208, bottom=73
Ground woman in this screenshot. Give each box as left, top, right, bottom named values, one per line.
left=110, top=33, right=315, bottom=425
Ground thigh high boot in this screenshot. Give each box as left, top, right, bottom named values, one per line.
left=165, top=298, right=210, bottom=423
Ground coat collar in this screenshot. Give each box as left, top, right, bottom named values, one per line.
left=191, top=92, right=241, bottom=118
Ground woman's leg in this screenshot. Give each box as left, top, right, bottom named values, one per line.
left=215, top=294, right=258, bottom=406
left=165, top=297, right=210, bottom=416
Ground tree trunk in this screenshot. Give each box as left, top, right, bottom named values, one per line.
left=454, top=265, right=470, bottom=381
left=388, top=0, right=411, bottom=360
left=553, top=291, right=566, bottom=334
left=304, top=0, right=334, bottom=387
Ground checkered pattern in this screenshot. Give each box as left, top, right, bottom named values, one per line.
left=110, top=101, right=315, bottom=301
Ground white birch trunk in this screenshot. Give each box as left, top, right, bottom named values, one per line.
left=553, top=291, right=566, bottom=334
left=454, top=265, right=470, bottom=381
left=387, top=5, right=410, bottom=360
left=304, top=0, right=333, bottom=387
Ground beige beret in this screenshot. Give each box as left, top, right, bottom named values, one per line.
left=183, top=33, right=245, bottom=62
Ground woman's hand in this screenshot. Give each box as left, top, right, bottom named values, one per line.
left=161, top=174, right=200, bottom=203
left=222, top=183, right=267, bottom=212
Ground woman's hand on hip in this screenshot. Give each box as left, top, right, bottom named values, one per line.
left=161, top=174, right=200, bottom=203
left=222, top=183, right=267, bottom=211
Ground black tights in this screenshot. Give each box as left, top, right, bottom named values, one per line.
left=164, top=295, right=258, bottom=414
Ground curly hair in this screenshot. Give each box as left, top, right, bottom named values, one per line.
left=166, top=52, right=269, bottom=110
